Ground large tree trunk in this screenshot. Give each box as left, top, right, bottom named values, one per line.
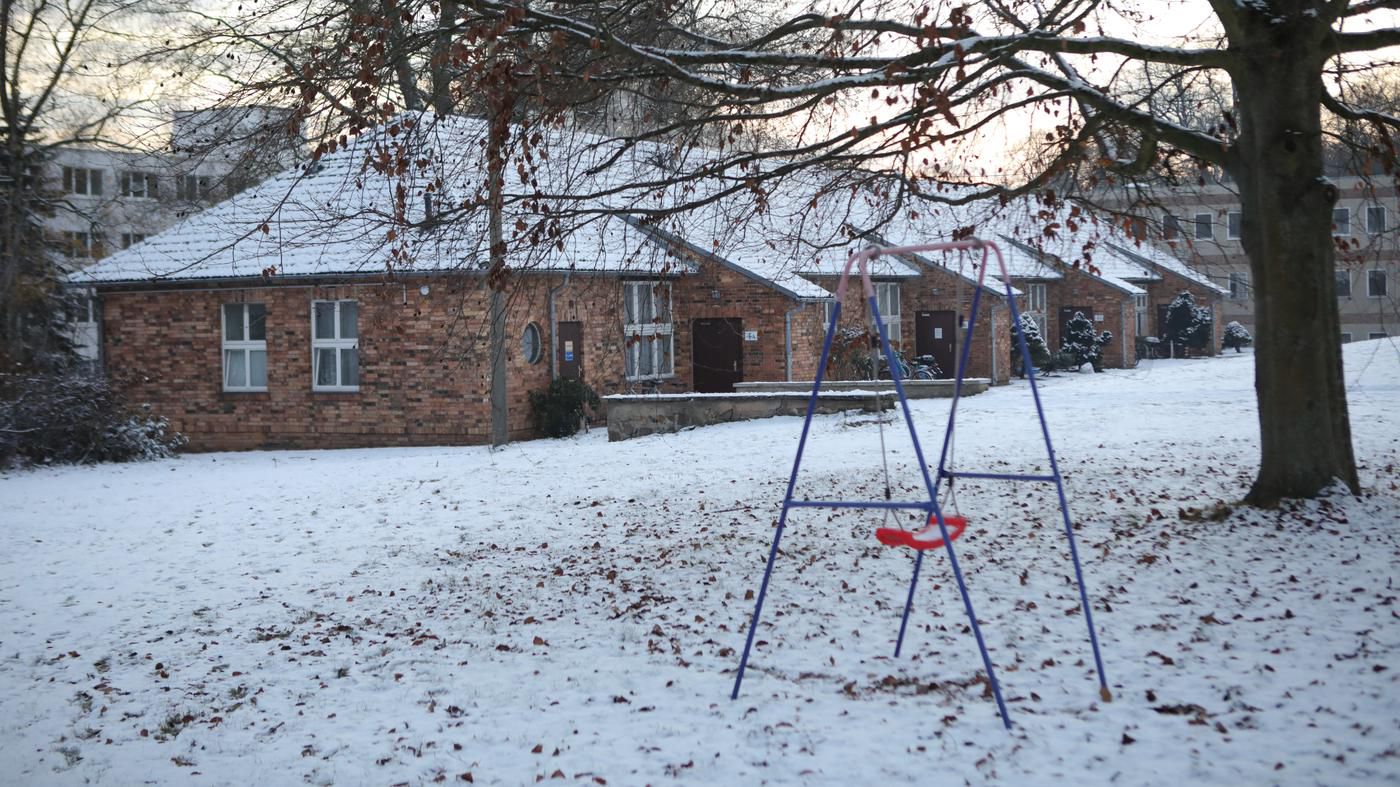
left=1229, top=19, right=1359, bottom=506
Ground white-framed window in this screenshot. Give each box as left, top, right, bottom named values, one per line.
left=1367, top=269, right=1387, bottom=298
left=120, top=171, right=157, bottom=199
left=1226, top=211, right=1242, bottom=240
left=623, top=281, right=673, bottom=380
left=312, top=300, right=359, bottom=390
left=61, top=230, right=100, bottom=258
left=222, top=303, right=267, bottom=391
left=62, top=166, right=103, bottom=196
left=1340, top=332, right=1352, bottom=344
left=176, top=174, right=211, bottom=201
left=1134, top=293, right=1148, bottom=336
left=1228, top=271, right=1249, bottom=301
left=120, top=232, right=147, bottom=249
left=521, top=322, right=542, bottom=364
left=1367, top=205, right=1387, bottom=235
left=1027, top=282, right=1047, bottom=314
left=1194, top=212, right=1213, bottom=240
left=1163, top=214, right=1180, bottom=240
left=1336, top=269, right=1352, bottom=298
left=1333, top=207, right=1351, bottom=236
left=873, top=281, right=901, bottom=347
left=1370, top=332, right=1389, bottom=340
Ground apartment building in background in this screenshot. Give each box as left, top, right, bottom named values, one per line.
left=45, top=106, right=303, bottom=358
left=1109, top=175, right=1399, bottom=343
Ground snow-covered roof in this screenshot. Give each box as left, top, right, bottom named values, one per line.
left=73, top=115, right=697, bottom=285
left=1107, top=241, right=1230, bottom=296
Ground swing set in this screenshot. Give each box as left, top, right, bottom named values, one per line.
left=730, top=238, right=1110, bottom=729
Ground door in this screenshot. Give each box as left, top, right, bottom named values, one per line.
left=914, top=310, right=957, bottom=378
left=692, top=318, right=743, bottom=393
left=557, top=321, right=583, bottom=380
left=1058, top=305, right=1092, bottom=349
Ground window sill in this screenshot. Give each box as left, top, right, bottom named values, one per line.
left=222, top=388, right=269, bottom=394
left=625, top=374, right=676, bottom=383
left=312, top=387, right=361, bottom=393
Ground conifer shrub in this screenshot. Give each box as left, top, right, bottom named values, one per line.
left=1223, top=321, right=1253, bottom=353
left=528, top=377, right=600, bottom=438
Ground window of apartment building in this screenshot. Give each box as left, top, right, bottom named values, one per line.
left=1332, top=207, right=1351, bottom=236
left=623, top=281, right=673, bottom=380
left=1163, top=214, right=1180, bottom=240
left=176, top=174, right=212, bottom=201
left=222, top=303, right=268, bottom=391
left=120, top=232, right=147, bottom=249
left=1194, top=212, right=1213, bottom=240
left=1134, top=293, right=1148, bottom=336
left=312, top=300, right=359, bottom=390
left=1368, top=269, right=1388, bottom=298
left=1335, top=269, right=1352, bottom=298
left=1367, top=205, right=1387, bottom=235
left=119, top=171, right=157, bottom=199
left=1226, top=211, right=1242, bottom=240
left=61, top=230, right=101, bottom=258
left=62, top=166, right=103, bottom=196
left=1340, top=332, right=1352, bottom=343
left=1228, top=271, right=1249, bottom=300
left=1370, top=332, right=1389, bottom=340
left=874, top=281, right=901, bottom=347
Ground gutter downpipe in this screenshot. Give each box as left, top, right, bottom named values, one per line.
left=548, top=272, right=572, bottom=380
left=1121, top=301, right=1129, bottom=368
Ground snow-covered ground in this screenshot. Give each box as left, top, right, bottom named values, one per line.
left=3, top=341, right=1398, bottom=786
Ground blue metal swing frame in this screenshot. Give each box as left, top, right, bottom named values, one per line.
left=729, top=238, right=1110, bottom=729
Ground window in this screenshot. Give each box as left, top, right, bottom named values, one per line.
left=176, top=174, right=211, bottom=201
left=1370, top=332, right=1389, bottom=340
left=1194, top=212, right=1213, bottom=240
left=222, top=303, right=267, bottom=391
left=62, top=166, right=103, bottom=196
left=874, top=281, right=901, bottom=347
left=1163, top=214, right=1181, bottom=240
left=1332, top=207, right=1351, bottom=236
left=1340, top=333, right=1352, bottom=344
left=1134, top=293, right=1148, bottom=336
left=1027, top=283, right=1047, bottom=314
left=623, top=281, right=673, bottom=380
left=61, top=230, right=100, bottom=258
left=312, top=300, right=359, bottom=390
left=1227, top=211, right=1242, bottom=240
left=120, top=171, right=157, bottom=199
left=1335, top=269, right=1352, bottom=298
left=823, top=299, right=838, bottom=328
left=1368, top=269, right=1388, bottom=298
left=1367, top=205, right=1387, bottom=235
left=1228, top=271, right=1249, bottom=300
left=521, top=322, right=542, bottom=364
left=120, top=232, right=147, bottom=249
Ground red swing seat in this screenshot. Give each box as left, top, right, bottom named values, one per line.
left=875, top=513, right=968, bottom=550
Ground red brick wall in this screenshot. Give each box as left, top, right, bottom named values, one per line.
left=1143, top=270, right=1225, bottom=356
left=98, top=264, right=819, bottom=451
left=803, top=269, right=1012, bottom=384
left=1026, top=269, right=1138, bottom=369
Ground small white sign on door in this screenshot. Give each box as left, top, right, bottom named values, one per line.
left=934, top=327, right=943, bottom=339
left=743, top=330, right=758, bottom=341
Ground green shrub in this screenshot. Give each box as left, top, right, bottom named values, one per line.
left=528, top=378, right=600, bottom=438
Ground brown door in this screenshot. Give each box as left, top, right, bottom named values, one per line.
left=1058, top=306, right=1092, bottom=348
left=914, top=310, right=957, bottom=378
left=557, top=321, right=583, bottom=380
left=692, top=318, right=743, bottom=393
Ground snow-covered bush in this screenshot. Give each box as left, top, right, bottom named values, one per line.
left=1012, top=312, right=1051, bottom=376
left=528, top=377, right=600, bottom=438
left=1223, top=321, right=1253, bottom=353
left=1164, top=291, right=1212, bottom=352
left=0, top=371, right=185, bottom=468
left=1060, top=311, right=1112, bottom=372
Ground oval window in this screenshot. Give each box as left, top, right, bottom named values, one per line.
left=522, top=322, right=543, bottom=364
